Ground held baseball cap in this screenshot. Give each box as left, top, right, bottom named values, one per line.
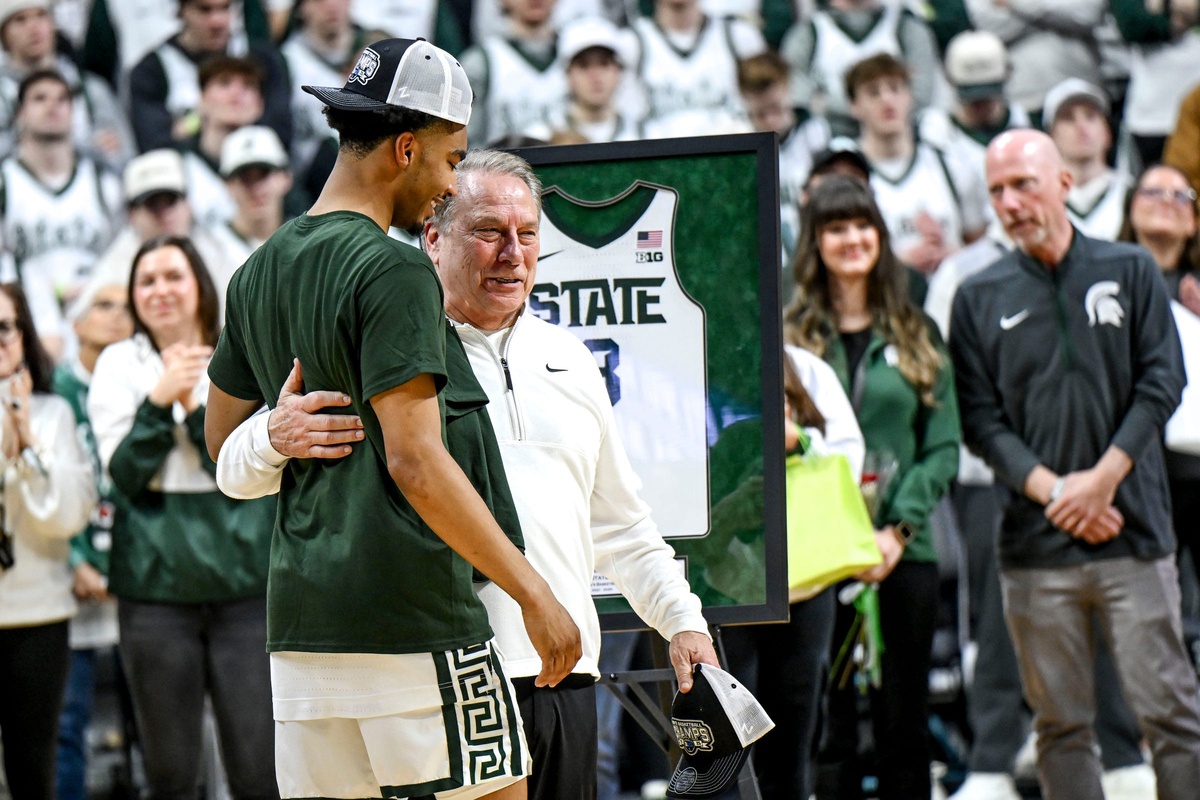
left=123, top=149, right=187, bottom=207
left=302, top=38, right=472, bottom=126
left=944, top=30, right=1008, bottom=101
left=665, top=664, right=775, bottom=799
left=558, top=17, right=629, bottom=68
left=1042, top=78, right=1110, bottom=130
left=221, top=125, right=289, bottom=177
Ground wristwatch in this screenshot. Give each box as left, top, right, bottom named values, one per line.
left=892, top=521, right=917, bottom=547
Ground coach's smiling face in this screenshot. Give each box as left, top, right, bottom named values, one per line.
left=428, top=171, right=540, bottom=332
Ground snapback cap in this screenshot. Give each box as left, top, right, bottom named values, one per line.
left=944, top=30, right=1008, bottom=101
left=302, top=38, right=472, bottom=126
left=666, top=664, right=774, bottom=799
left=221, top=125, right=289, bottom=177
left=123, top=149, right=187, bottom=207
left=1042, top=78, right=1109, bottom=130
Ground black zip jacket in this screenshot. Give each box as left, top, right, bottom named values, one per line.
left=949, top=230, right=1184, bottom=569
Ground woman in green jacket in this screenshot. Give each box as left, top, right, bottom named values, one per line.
left=88, top=237, right=276, bottom=800
left=784, top=175, right=961, bottom=800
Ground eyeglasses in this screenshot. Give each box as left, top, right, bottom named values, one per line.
left=0, top=319, right=22, bottom=345
left=1136, top=187, right=1197, bottom=206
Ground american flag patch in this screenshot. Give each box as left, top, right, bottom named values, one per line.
left=636, top=230, right=663, bottom=249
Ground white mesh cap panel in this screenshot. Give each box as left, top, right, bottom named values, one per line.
left=386, top=39, right=473, bottom=126
left=700, top=665, right=774, bottom=747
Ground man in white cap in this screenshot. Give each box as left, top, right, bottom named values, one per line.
left=209, top=125, right=293, bottom=268
left=203, top=37, right=581, bottom=800
left=919, top=30, right=1029, bottom=212
left=0, top=0, right=133, bottom=168
left=0, top=69, right=122, bottom=360
left=526, top=17, right=642, bottom=144
left=1044, top=77, right=1129, bottom=241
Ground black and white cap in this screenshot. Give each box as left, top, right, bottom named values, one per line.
left=666, top=664, right=774, bottom=799
left=302, top=38, right=472, bottom=126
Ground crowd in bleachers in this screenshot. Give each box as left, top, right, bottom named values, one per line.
left=0, top=1, right=1199, bottom=800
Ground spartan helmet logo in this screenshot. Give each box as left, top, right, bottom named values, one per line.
left=348, top=48, right=381, bottom=86
left=673, top=719, right=715, bottom=756
left=1085, top=281, right=1124, bottom=328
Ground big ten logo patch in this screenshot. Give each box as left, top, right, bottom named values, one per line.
left=636, top=251, right=664, bottom=263
left=673, top=718, right=715, bottom=755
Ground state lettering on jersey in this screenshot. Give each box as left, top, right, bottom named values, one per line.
left=534, top=183, right=711, bottom=538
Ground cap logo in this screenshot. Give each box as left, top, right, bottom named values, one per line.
left=673, top=719, right=715, bottom=755
left=669, top=767, right=699, bottom=793
left=348, top=48, right=381, bottom=86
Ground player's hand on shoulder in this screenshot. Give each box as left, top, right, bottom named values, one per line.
left=268, top=358, right=363, bottom=459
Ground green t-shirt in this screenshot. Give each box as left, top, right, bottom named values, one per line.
left=209, top=211, right=522, bottom=654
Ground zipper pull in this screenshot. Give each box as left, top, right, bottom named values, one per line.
left=501, top=357, right=514, bottom=391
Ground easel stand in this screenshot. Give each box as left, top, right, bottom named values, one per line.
left=596, top=626, right=762, bottom=800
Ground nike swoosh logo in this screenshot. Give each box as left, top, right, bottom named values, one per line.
left=545, top=364, right=568, bottom=373
left=537, top=250, right=563, bottom=262
left=1000, top=309, right=1030, bottom=330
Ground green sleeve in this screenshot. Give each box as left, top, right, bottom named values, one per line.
left=185, top=405, right=218, bottom=478
left=242, top=0, right=271, bottom=44
left=887, top=350, right=961, bottom=531
left=210, top=287, right=262, bottom=401
left=68, top=531, right=90, bottom=570
left=357, top=260, right=448, bottom=401
left=1109, top=0, right=1172, bottom=43
left=108, top=399, right=179, bottom=497
left=82, top=0, right=118, bottom=87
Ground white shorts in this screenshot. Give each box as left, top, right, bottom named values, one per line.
left=274, top=641, right=529, bottom=799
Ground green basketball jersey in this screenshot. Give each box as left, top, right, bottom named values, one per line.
left=209, top=211, right=522, bottom=654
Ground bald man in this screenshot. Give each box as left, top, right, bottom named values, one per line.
left=948, top=129, right=1200, bottom=800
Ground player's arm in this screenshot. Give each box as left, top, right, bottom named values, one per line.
left=372, top=373, right=582, bottom=687
left=205, top=383, right=263, bottom=462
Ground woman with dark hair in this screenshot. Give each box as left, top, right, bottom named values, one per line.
left=0, top=282, right=96, bottom=800
left=1119, top=164, right=1200, bottom=600
left=87, top=236, right=277, bottom=800
left=784, top=175, right=960, bottom=800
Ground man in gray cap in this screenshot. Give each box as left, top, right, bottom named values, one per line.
left=204, top=38, right=580, bottom=800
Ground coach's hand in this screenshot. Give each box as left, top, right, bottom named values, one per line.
left=268, top=359, right=364, bottom=459
left=522, top=584, right=582, bottom=688
left=670, top=631, right=719, bottom=693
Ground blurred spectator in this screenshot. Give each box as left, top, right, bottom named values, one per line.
left=965, top=0, right=1109, bottom=122
left=1110, top=0, right=1200, bottom=169
left=209, top=124, right=291, bottom=265
left=180, top=56, right=266, bottom=229
left=845, top=53, right=987, bottom=275
left=0, top=70, right=123, bottom=360
left=460, top=0, right=567, bottom=146
left=83, top=0, right=271, bottom=86
left=526, top=17, right=643, bottom=143
left=0, top=281, right=97, bottom=800
left=780, top=0, right=948, bottom=138
left=1044, top=78, right=1130, bottom=241
left=348, top=0, right=465, bottom=47
left=737, top=50, right=830, bottom=265
left=1118, top=163, right=1200, bottom=620
left=0, top=0, right=134, bottom=169
left=919, top=30, right=1029, bottom=217
left=280, top=0, right=372, bottom=180
left=785, top=173, right=960, bottom=800
left=631, top=0, right=766, bottom=138
left=1164, top=83, right=1200, bottom=196
left=87, top=236, right=276, bottom=800
left=127, top=0, right=290, bottom=153
left=52, top=281, right=134, bottom=800
left=89, top=149, right=233, bottom=298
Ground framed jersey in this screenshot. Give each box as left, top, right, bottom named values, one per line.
left=516, top=132, right=787, bottom=627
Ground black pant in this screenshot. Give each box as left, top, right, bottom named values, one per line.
left=818, top=561, right=939, bottom=800
left=513, top=676, right=599, bottom=800
left=0, top=620, right=70, bottom=800
left=723, top=587, right=836, bottom=800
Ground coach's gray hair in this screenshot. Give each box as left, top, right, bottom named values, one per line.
left=432, top=149, right=543, bottom=229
